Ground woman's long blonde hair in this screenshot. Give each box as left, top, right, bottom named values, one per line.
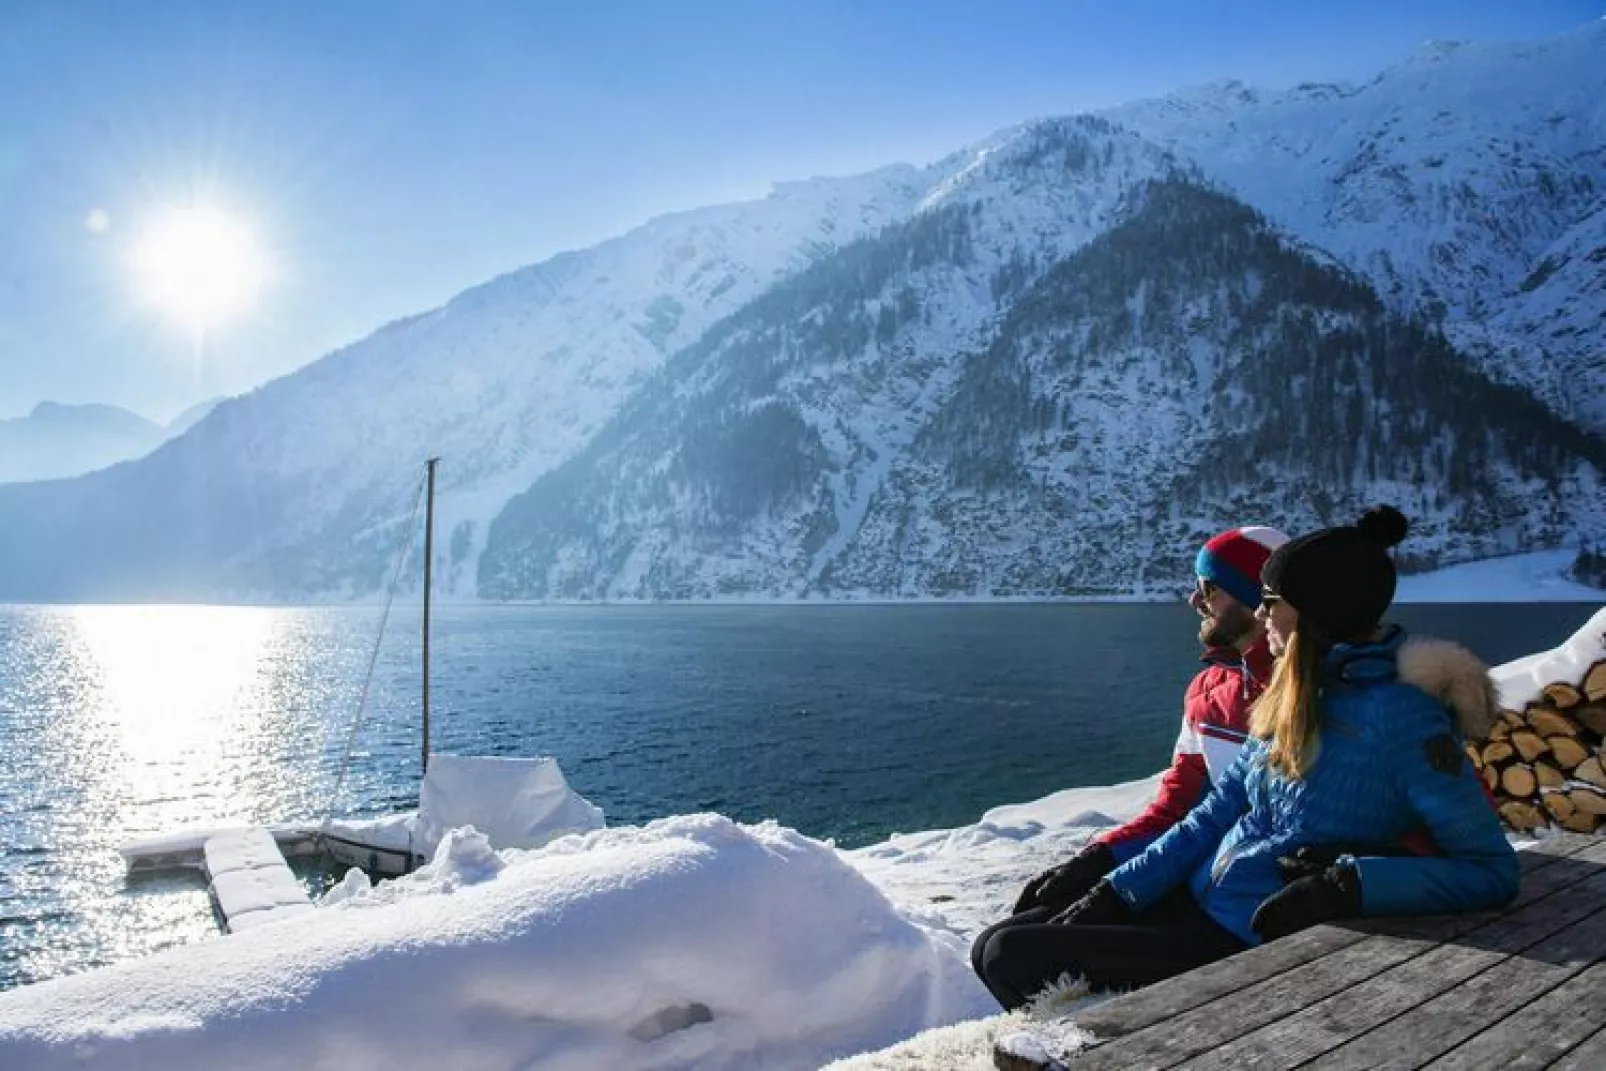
left=1250, top=623, right=1330, bottom=779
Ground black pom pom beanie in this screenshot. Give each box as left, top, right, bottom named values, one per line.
left=1260, top=506, right=1410, bottom=643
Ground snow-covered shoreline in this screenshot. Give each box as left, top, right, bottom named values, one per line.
left=13, top=546, right=1597, bottom=609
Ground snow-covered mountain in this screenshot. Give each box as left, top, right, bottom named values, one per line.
left=1105, top=18, right=1606, bottom=433
left=480, top=176, right=1606, bottom=600
left=0, top=23, right=1603, bottom=603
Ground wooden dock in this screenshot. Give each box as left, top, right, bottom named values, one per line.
left=1032, top=831, right=1606, bottom=1070
left=203, top=828, right=314, bottom=933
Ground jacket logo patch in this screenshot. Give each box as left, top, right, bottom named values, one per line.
left=1424, top=733, right=1464, bottom=776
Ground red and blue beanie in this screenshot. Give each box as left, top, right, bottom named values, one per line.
left=1195, top=525, right=1290, bottom=609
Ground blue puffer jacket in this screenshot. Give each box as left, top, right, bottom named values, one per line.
left=1106, top=626, right=1519, bottom=945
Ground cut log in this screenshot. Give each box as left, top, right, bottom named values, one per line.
left=1547, top=735, right=1590, bottom=772
left=1482, top=766, right=1499, bottom=793
left=1560, top=810, right=1601, bottom=834
left=1534, top=761, right=1566, bottom=790
left=1501, top=710, right=1528, bottom=732
left=1575, top=704, right=1606, bottom=737
left=1482, top=741, right=1515, bottom=765
left=1497, top=800, right=1545, bottom=832
left=1509, top=730, right=1549, bottom=763
left=1500, top=764, right=1537, bottom=799
left=1489, top=720, right=1512, bottom=742
left=1541, top=789, right=1577, bottom=821
left=1574, top=756, right=1606, bottom=791
left=1569, top=784, right=1606, bottom=816
left=1541, top=682, right=1584, bottom=709
left=1525, top=706, right=1580, bottom=738
left=1584, top=659, right=1606, bottom=702
left=1464, top=741, right=1484, bottom=771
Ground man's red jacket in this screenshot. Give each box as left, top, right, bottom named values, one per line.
left=1097, top=639, right=1273, bottom=863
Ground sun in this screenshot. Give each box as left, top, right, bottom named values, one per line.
left=131, top=205, right=266, bottom=334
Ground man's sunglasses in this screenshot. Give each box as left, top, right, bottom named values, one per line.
left=1260, top=589, right=1283, bottom=606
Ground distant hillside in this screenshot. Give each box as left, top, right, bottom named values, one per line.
left=0, top=398, right=228, bottom=486
left=0, top=402, right=164, bottom=484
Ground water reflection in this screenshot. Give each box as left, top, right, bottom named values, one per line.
left=74, top=605, right=274, bottom=821
left=0, top=604, right=391, bottom=990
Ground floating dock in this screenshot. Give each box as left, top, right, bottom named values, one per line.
left=123, top=826, right=316, bottom=933
left=203, top=828, right=314, bottom=933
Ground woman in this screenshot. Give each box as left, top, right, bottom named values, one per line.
left=972, top=506, right=1517, bottom=1010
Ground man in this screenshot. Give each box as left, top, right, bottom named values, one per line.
left=1009, top=524, right=1289, bottom=916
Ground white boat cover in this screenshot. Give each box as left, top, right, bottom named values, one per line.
left=414, top=755, right=605, bottom=859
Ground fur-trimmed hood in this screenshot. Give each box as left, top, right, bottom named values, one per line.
left=1396, top=637, right=1499, bottom=739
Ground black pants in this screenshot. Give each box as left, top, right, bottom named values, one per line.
left=970, top=886, right=1248, bottom=1010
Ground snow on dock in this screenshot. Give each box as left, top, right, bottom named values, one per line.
left=122, top=827, right=316, bottom=932
left=202, top=828, right=314, bottom=933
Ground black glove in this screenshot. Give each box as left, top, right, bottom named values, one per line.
left=1251, top=862, right=1362, bottom=940
left=1050, top=879, right=1133, bottom=927
left=1012, top=842, right=1117, bottom=916
left=1276, top=842, right=1411, bottom=883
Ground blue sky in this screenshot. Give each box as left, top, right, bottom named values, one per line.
left=2, top=0, right=1602, bottom=422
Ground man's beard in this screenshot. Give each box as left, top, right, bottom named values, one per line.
left=1199, top=603, right=1258, bottom=649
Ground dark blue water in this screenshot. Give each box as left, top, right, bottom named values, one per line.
left=0, top=601, right=1595, bottom=990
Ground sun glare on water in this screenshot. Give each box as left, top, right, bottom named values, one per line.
left=131, top=205, right=267, bottom=334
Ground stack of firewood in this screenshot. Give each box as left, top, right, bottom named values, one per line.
left=1467, top=659, right=1606, bottom=834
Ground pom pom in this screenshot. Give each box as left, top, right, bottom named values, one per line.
left=1355, top=505, right=1408, bottom=548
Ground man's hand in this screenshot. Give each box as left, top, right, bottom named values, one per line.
left=1251, top=862, right=1362, bottom=940
left=1049, top=879, right=1132, bottom=927
left=1013, top=842, right=1117, bottom=915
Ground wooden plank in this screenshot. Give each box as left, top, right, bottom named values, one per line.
left=1304, top=883, right=1606, bottom=1070
left=1173, top=855, right=1606, bottom=1070
left=1067, top=835, right=1589, bottom=1047
left=1545, top=1025, right=1606, bottom=1071
left=1421, top=961, right=1606, bottom=1070
left=1064, top=925, right=1371, bottom=1046
left=1067, top=836, right=1599, bottom=1067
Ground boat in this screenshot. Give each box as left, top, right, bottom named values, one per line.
left=122, top=458, right=604, bottom=915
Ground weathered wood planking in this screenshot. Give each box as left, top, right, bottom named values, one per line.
left=1303, top=880, right=1606, bottom=1069
left=1065, top=834, right=1588, bottom=1051
left=1065, top=835, right=1599, bottom=1069
left=1544, top=1024, right=1606, bottom=1071
left=1172, top=840, right=1606, bottom=1069
left=1419, top=961, right=1606, bottom=1070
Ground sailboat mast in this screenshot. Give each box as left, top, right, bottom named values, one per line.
left=422, top=456, right=439, bottom=776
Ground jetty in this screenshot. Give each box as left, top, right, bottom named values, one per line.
left=203, top=828, right=314, bottom=932
left=1011, top=830, right=1606, bottom=1069
left=124, top=826, right=315, bottom=933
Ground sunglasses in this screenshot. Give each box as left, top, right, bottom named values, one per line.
left=1260, top=589, right=1283, bottom=606
left=1196, top=577, right=1222, bottom=600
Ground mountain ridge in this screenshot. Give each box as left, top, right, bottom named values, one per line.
left=2, top=23, right=1604, bottom=601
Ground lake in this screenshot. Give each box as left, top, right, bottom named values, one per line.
left=0, top=600, right=1595, bottom=990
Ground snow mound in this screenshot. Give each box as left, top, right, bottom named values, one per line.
left=0, top=814, right=992, bottom=1071
left=1490, top=604, right=1606, bottom=710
